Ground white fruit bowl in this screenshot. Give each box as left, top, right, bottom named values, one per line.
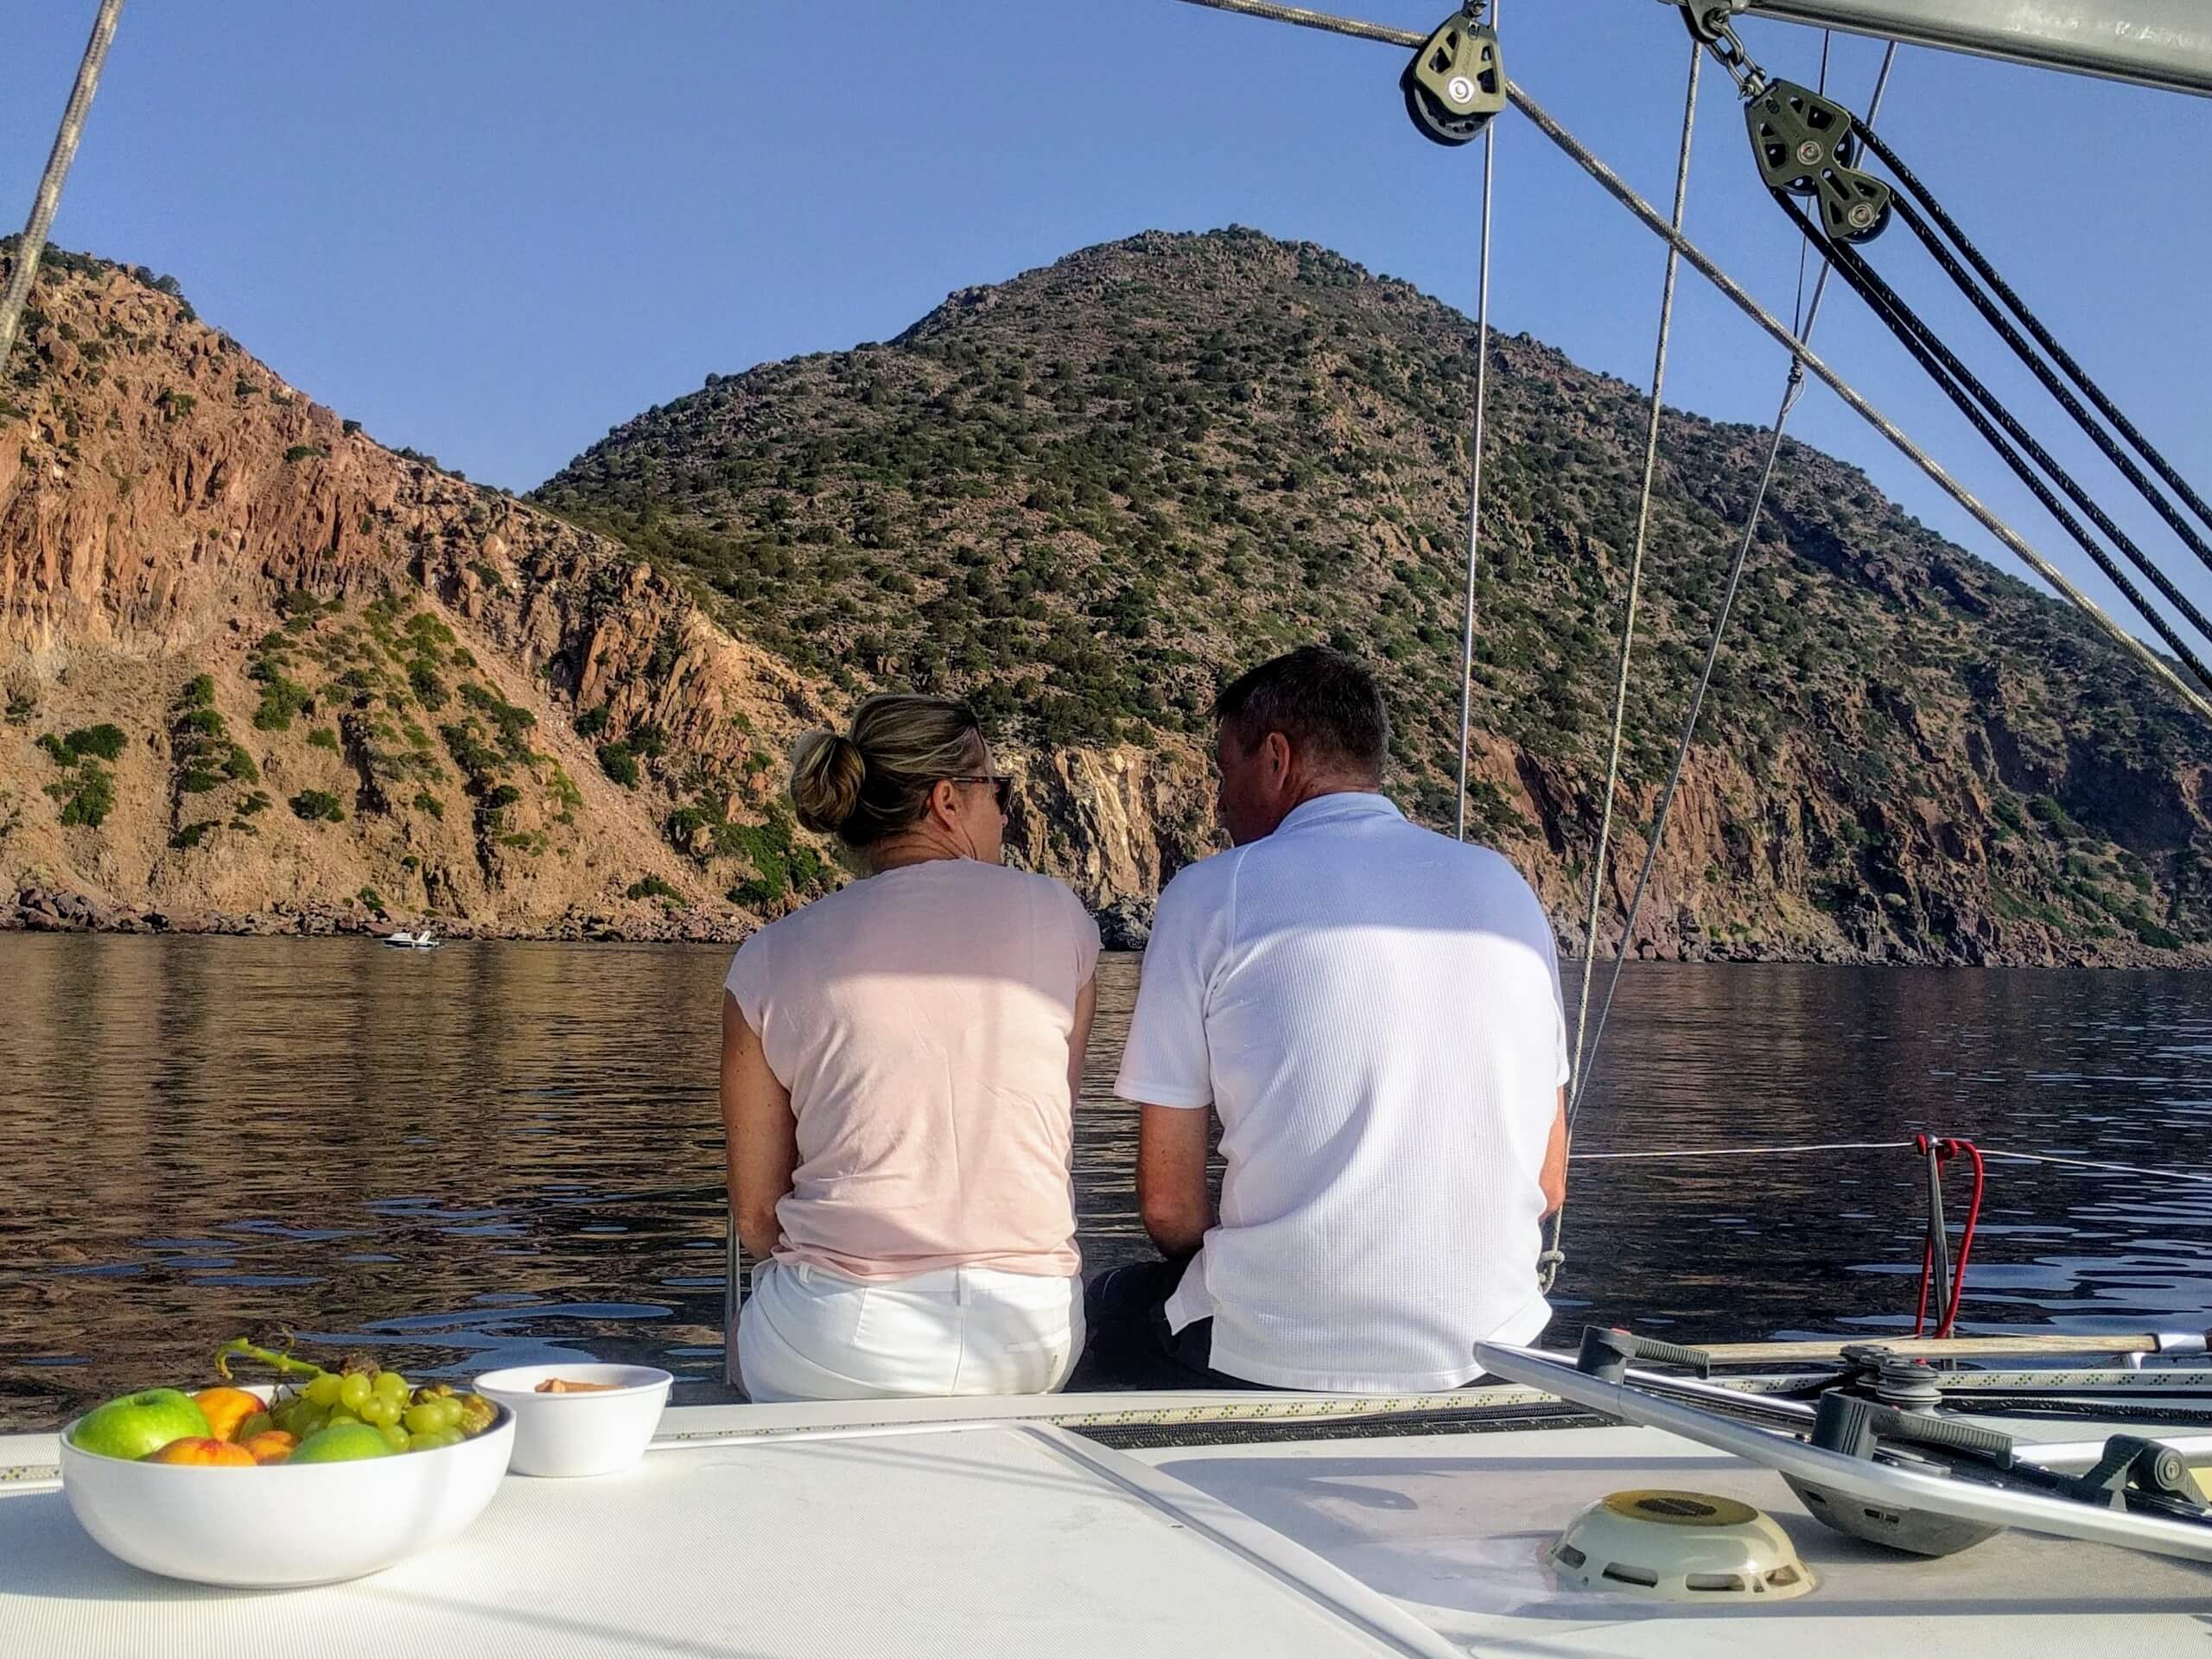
left=474, top=1363, right=671, bottom=1478
left=60, top=1402, right=514, bottom=1588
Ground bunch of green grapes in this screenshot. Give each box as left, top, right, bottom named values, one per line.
left=268, top=1367, right=494, bottom=1452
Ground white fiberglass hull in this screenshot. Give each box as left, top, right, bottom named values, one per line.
left=6, top=1386, right=2210, bottom=1656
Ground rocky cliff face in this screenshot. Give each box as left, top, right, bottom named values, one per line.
left=0, top=247, right=832, bottom=938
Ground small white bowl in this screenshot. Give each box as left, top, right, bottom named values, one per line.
left=473, top=1363, right=671, bottom=1478
left=60, top=1402, right=514, bottom=1587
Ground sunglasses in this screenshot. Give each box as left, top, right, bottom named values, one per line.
left=947, top=774, right=1014, bottom=815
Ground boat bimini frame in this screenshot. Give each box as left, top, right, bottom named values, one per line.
left=1709, top=0, right=2212, bottom=98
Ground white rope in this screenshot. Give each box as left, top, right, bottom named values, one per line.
left=0, top=0, right=126, bottom=371
left=1572, top=1140, right=1914, bottom=1161
left=1570, top=1140, right=2212, bottom=1191
left=1980, top=1149, right=2212, bottom=1187
left=1568, top=41, right=1702, bottom=1108
left=1453, top=0, right=1501, bottom=844
left=1576, top=39, right=1902, bottom=1109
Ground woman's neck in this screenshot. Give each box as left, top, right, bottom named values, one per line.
left=868, top=832, right=963, bottom=874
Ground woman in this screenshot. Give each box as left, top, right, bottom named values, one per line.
left=721, top=693, right=1099, bottom=1401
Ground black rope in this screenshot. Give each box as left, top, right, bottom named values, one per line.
left=1776, top=193, right=2212, bottom=692
left=1879, top=194, right=2212, bottom=589
left=1856, top=123, right=2212, bottom=552
left=1820, top=208, right=2212, bottom=660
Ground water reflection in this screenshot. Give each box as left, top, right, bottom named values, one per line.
left=2, top=936, right=2209, bottom=1429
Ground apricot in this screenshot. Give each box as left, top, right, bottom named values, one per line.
left=146, top=1436, right=257, bottom=1467
left=238, top=1429, right=296, bottom=1465
left=192, top=1387, right=265, bottom=1443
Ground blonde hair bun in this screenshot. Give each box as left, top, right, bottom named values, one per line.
left=787, top=694, right=986, bottom=849
left=789, top=728, right=867, bottom=835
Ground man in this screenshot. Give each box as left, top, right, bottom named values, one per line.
left=1087, top=645, right=1568, bottom=1394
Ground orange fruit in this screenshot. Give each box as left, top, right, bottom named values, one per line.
left=192, top=1387, right=264, bottom=1443
left=238, top=1429, right=296, bottom=1465
left=146, top=1436, right=257, bottom=1467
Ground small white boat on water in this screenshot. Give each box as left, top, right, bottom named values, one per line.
left=382, top=930, right=439, bottom=949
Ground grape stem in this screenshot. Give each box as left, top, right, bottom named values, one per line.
left=213, top=1334, right=324, bottom=1383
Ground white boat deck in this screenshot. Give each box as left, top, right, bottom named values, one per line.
left=4, top=1391, right=2206, bottom=1656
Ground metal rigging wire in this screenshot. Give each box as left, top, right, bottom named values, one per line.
left=1163, top=0, right=2212, bottom=719
left=1498, top=70, right=2212, bottom=722
left=1778, top=192, right=2212, bottom=690
left=1454, top=1, right=1502, bottom=844
left=1567, top=41, right=1704, bottom=1099
left=0, top=0, right=125, bottom=372
left=1574, top=38, right=1903, bottom=1128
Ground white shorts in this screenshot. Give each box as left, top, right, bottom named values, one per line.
left=734, top=1258, right=1084, bottom=1403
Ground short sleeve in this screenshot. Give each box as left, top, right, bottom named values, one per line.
left=1550, top=954, right=1572, bottom=1090
left=1535, top=892, right=1571, bottom=1090
left=1113, top=860, right=1230, bottom=1110
left=724, top=929, right=770, bottom=1036
left=1066, top=886, right=1102, bottom=987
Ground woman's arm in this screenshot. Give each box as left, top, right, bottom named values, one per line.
left=721, top=990, right=797, bottom=1263
left=1066, top=975, right=1097, bottom=1103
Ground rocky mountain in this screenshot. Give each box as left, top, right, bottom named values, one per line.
left=7, top=229, right=2211, bottom=962
left=0, top=243, right=837, bottom=941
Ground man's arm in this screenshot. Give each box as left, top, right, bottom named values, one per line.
left=1115, top=861, right=1228, bottom=1258
left=721, top=990, right=797, bottom=1262
left=1540, top=1087, right=1567, bottom=1217
left=1137, top=1102, right=1212, bottom=1256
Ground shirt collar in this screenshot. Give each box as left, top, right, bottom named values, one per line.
left=1276, top=791, right=1404, bottom=835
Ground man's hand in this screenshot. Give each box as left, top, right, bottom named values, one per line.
left=1137, top=1103, right=1212, bottom=1257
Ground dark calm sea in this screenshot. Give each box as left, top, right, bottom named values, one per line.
left=4, top=935, right=2210, bottom=1429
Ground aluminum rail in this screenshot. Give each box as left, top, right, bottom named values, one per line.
left=1709, top=0, right=2212, bottom=98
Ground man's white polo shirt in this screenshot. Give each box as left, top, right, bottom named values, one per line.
left=1115, top=791, right=1569, bottom=1394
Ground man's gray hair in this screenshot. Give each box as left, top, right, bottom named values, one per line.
left=1212, top=645, right=1390, bottom=779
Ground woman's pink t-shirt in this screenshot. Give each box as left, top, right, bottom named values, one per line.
left=725, top=859, right=1100, bottom=1281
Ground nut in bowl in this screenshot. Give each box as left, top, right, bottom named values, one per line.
left=474, top=1363, right=671, bottom=1478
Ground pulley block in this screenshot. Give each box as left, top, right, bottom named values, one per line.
left=1402, top=9, right=1504, bottom=148
left=1745, top=79, right=1892, bottom=242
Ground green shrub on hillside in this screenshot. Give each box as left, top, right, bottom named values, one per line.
left=38, top=723, right=128, bottom=766
left=45, top=761, right=115, bottom=828
left=289, top=789, right=345, bottom=823
left=597, top=741, right=640, bottom=788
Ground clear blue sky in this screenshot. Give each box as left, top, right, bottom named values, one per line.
left=8, top=0, right=2209, bottom=650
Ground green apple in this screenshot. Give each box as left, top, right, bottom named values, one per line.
left=69, top=1389, right=214, bottom=1461
left=290, top=1422, right=395, bottom=1464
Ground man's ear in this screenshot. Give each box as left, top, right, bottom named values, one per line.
left=1264, top=731, right=1294, bottom=781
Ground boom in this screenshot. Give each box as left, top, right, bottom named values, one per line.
left=1712, top=0, right=2212, bottom=96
